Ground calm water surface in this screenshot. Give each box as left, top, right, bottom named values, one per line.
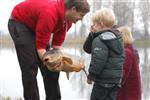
left=0, top=44, right=150, bottom=100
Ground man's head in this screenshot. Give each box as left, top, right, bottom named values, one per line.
left=90, top=8, right=116, bottom=33
left=65, top=0, right=90, bottom=23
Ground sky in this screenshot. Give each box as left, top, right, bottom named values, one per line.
left=0, top=0, right=23, bottom=31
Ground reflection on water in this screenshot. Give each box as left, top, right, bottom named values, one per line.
left=0, top=45, right=150, bottom=100
left=138, top=47, right=150, bottom=100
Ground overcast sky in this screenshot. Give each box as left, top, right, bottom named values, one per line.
left=0, top=0, right=23, bottom=30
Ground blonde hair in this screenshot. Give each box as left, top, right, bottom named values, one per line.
left=118, top=26, right=133, bottom=44
left=92, top=8, right=116, bottom=28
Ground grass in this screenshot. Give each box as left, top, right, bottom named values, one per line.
left=0, top=96, right=23, bottom=100
left=133, top=39, right=150, bottom=47
left=1, top=35, right=150, bottom=48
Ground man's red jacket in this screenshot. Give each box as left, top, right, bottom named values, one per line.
left=11, top=0, right=72, bottom=50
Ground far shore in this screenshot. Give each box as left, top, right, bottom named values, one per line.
left=0, top=35, right=150, bottom=48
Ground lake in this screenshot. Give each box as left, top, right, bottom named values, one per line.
left=0, top=44, right=150, bottom=100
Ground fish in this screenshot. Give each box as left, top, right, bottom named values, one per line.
left=43, top=49, right=85, bottom=79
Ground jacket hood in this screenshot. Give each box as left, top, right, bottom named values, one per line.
left=94, top=28, right=124, bottom=55
left=93, top=28, right=122, bottom=41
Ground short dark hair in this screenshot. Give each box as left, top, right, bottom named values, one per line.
left=65, top=0, right=90, bottom=13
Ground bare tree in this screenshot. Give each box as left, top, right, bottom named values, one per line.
left=92, top=0, right=102, bottom=12
left=138, top=0, right=150, bottom=39
left=78, top=22, right=87, bottom=37
left=113, top=0, right=135, bottom=29
left=141, top=47, right=150, bottom=99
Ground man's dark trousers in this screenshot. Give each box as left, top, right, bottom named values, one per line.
left=8, top=19, right=61, bottom=100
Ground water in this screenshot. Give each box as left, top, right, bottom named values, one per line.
left=0, top=44, right=150, bottom=100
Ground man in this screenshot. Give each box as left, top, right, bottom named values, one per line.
left=8, top=0, right=90, bottom=100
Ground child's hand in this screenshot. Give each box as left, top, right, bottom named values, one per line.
left=87, top=78, right=93, bottom=84
left=90, top=25, right=96, bottom=33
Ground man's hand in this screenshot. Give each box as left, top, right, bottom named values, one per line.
left=37, top=49, right=46, bottom=62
